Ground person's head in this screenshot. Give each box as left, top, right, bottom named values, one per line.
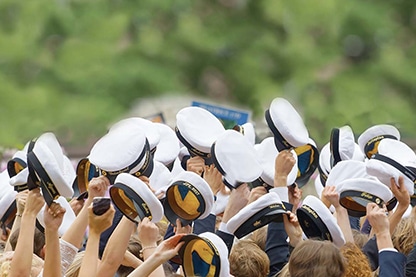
left=0, top=251, right=44, bottom=277
left=229, top=239, right=270, bottom=277
left=247, top=226, right=268, bottom=251
left=288, top=240, right=345, bottom=277
left=340, top=242, right=372, bottom=277
left=8, top=227, right=45, bottom=259
left=351, top=229, right=369, bottom=249
left=117, top=239, right=142, bottom=277
left=392, top=216, right=416, bottom=255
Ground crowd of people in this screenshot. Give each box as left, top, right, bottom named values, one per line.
left=0, top=97, right=415, bottom=277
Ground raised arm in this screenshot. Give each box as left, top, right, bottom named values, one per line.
left=78, top=204, right=115, bottom=277
left=96, top=216, right=136, bottom=277
left=322, top=185, right=353, bottom=243
left=127, top=235, right=184, bottom=277
left=61, top=176, right=109, bottom=249
left=43, top=202, right=66, bottom=277
left=10, top=188, right=44, bottom=277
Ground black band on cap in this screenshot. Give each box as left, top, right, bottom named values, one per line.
left=297, top=204, right=332, bottom=241
left=386, top=197, right=397, bottom=211
left=26, top=139, right=39, bottom=191
left=0, top=200, right=16, bottom=226
left=234, top=203, right=286, bottom=239
left=133, top=141, right=154, bottom=178
left=265, top=110, right=292, bottom=151
left=175, top=127, right=211, bottom=159
left=110, top=183, right=152, bottom=223
left=210, top=142, right=226, bottom=177
left=249, top=177, right=273, bottom=192
left=27, top=151, right=60, bottom=206
left=8, top=158, right=28, bottom=192
left=318, top=164, right=328, bottom=187
left=364, top=134, right=397, bottom=159
left=330, top=128, right=341, bottom=168
left=339, top=190, right=384, bottom=217
left=372, top=154, right=416, bottom=184
left=7, top=158, right=27, bottom=178
left=73, top=158, right=100, bottom=197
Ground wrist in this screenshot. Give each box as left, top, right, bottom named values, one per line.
left=274, top=176, right=287, bottom=187
left=22, top=211, right=38, bottom=219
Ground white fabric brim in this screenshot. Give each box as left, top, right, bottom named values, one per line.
left=9, top=167, right=28, bottom=187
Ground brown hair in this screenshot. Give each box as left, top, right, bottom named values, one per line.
left=392, top=216, right=416, bottom=256
left=229, top=239, right=270, bottom=277
left=288, top=240, right=345, bottom=277
left=247, top=226, right=268, bottom=251
left=340, top=242, right=372, bottom=277
left=8, top=228, right=45, bottom=258
left=351, top=229, right=369, bottom=249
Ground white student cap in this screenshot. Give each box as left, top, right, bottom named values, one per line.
left=358, top=124, right=400, bottom=159
left=227, top=192, right=287, bottom=238
left=265, top=97, right=309, bottom=151
left=254, top=137, right=298, bottom=188
left=110, top=173, right=163, bottom=223
left=175, top=106, right=225, bottom=164
left=330, top=125, right=355, bottom=168
left=163, top=171, right=214, bottom=226
left=366, top=138, right=416, bottom=195
left=297, top=195, right=346, bottom=247
left=178, top=232, right=230, bottom=277
left=211, top=130, right=262, bottom=189
left=153, top=122, right=180, bottom=170
left=89, top=124, right=154, bottom=184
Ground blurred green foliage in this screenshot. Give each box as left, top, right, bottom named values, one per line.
left=0, top=0, right=415, bottom=149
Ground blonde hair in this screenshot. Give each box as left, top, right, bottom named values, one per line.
left=392, top=216, right=416, bottom=255
left=340, top=242, right=372, bottom=277
left=229, top=240, right=270, bottom=277
left=65, top=251, right=85, bottom=277
left=0, top=252, right=44, bottom=277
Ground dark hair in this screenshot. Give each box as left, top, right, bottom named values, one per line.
left=9, top=227, right=46, bottom=258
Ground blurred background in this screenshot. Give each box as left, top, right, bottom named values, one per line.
left=1, top=0, right=416, bottom=161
